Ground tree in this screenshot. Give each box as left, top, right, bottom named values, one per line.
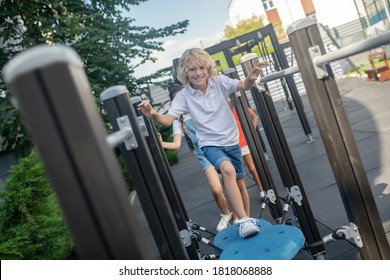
left=224, top=15, right=266, bottom=40
left=224, top=14, right=285, bottom=41
left=0, top=0, right=189, bottom=156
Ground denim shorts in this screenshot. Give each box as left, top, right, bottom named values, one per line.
left=195, top=150, right=213, bottom=171
left=202, top=145, right=244, bottom=179
left=184, top=119, right=212, bottom=171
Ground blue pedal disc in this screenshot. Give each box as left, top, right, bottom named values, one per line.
left=218, top=225, right=305, bottom=260
left=213, top=219, right=273, bottom=254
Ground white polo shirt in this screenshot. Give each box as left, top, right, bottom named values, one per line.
left=167, top=75, right=239, bottom=148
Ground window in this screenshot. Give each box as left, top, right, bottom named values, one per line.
left=262, top=0, right=274, bottom=11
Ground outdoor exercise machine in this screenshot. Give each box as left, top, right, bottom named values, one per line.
left=2, top=17, right=390, bottom=260
left=101, top=85, right=197, bottom=259
left=101, top=84, right=305, bottom=260
left=2, top=45, right=211, bottom=260
left=172, top=18, right=390, bottom=259
left=2, top=44, right=305, bottom=260
left=171, top=24, right=324, bottom=259
left=2, top=46, right=149, bottom=259
left=284, top=18, right=390, bottom=259
left=228, top=18, right=390, bottom=259
left=223, top=65, right=325, bottom=259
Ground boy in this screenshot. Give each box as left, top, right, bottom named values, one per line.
left=138, top=48, right=267, bottom=238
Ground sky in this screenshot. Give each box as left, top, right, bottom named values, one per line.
left=127, top=0, right=233, bottom=78
left=127, top=0, right=362, bottom=79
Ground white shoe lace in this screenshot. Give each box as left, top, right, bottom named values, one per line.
left=239, top=217, right=259, bottom=238
left=241, top=218, right=257, bottom=227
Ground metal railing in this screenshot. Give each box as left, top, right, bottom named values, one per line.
left=282, top=18, right=390, bottom=259
left=262, top=30, right=390, bottom=83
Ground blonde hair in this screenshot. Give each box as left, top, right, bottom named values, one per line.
left=177, top=48, right=218, bottom=85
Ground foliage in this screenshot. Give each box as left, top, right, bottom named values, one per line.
left=165, top=148, right=179, bottom=166
left=273, top=22, right=287, bottom=40
left=224, top=15, right=285, bottom=41
left=0, top=0, right=189, bottom=156
left=117, top=152, right=135, bottom=191
left=0, top=149, right=75, bottom=259
left=224, top=15, right=266, bottom=40
left=217, top=15, right=283, bottom=72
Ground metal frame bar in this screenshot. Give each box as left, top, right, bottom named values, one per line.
left=101, top=86, right=191, bottom=260
left=2, top=45, right=150, bottom=259
left=262, top=30, right=390, bottom=84
left=314, top=31, right=390, bottom=67
left=223, top=68, right=284, bottom=221
left=129, top=96, right=200, bottom=259
left=286, top=18, right=390, bottom=259
left=267, top=26, right=313, bottom=139
left=240, top=55, right=325, bottom=257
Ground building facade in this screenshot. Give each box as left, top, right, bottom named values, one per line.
left=228, top=0, right=308, bottom=30
left=227, top=0, right=389, bottom=33
left=357, top=0, right=390, bottom=33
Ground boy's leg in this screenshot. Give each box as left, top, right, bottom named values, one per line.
left=196, top=148, right=232, bottom=231
left=204, top=166, right=230, bottom=215
left=203, top=146, right=259, bottom=238
left=218, top=160, right=247, bottom=219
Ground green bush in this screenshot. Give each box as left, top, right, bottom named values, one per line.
left=115, top=127, right=179, bottom=193
left=117, top=152, right=135, bottom=192
left=164, top=149, right=179, bottom=166
left=0, top=149, right=75, bottom=259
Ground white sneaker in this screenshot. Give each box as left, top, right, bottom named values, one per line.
left=238, top=217, right=260, bottom=238
left=216, top=212, right=232, bottom=231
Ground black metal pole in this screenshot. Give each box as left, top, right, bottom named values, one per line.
left=240, top=53, right=325, bottom=258
left=223, top=48, right=270, bottom=156
left=101, top=86, right=191, bottom=260
left=270, top=53, right=295, bottom=112
left=2, top=45, right=150, bottom=259
left=268, top=25, right=313, bottom=141
left=130, top=96, right=200, bottom=259
left=286, top=18, right=390, bottom=259
left=223, top=68, right=284, bottom=221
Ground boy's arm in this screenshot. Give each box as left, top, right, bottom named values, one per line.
left=137, top=101, right=175, bottom=127
left=237, top=61, right=268, bottom=91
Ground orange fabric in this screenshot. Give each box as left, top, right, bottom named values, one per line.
left=232, top=108, right=256, bottom=148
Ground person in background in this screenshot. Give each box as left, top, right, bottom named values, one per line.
left=138, top=48, right=267, bottom=238
left=228, top=98, right=265, bottom=201
left=160, top=83, right=233, bottom=232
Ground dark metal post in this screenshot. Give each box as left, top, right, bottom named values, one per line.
left=287, top=18, right=390, bottom=259
left=100, top=86, right=192, bottom=260
left=2, top=45, right=150, bottom=259
left=223, top=68, right=284, bottom=221
left=223, top=48, right=269, bottom=155
left=240, top=53, right=325, bottom=258
left=130, top=96, right=200, bottom=259
left=130, top=96, right=190, bottom=222
left=268, top=25, right=313, bottom=141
